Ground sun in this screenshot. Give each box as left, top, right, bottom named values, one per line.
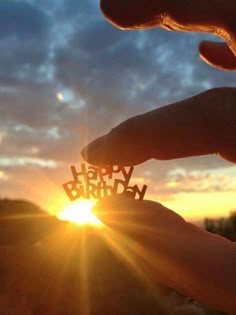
left=58, top=199, right=103, bottom=226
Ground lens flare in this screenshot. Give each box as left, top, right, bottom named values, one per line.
left=58, top=200, right=103, bottom=226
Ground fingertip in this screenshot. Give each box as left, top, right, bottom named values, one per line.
left=100, top=0, right=162, bottom=30
left=100, top=0, right=124, bottom=29
left=100, top=0, right=136, bottom=29
left=81, top=135, right=110, bottom=166
left=199, top=41, right=236, bottom=70
left=81, top=121, right=150, bottom=166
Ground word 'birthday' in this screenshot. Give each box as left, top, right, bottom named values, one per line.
left=63, top=163, right=147, bottom=201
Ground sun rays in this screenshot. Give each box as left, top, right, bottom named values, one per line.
left=57, top=200, right=103, bottom=226
left=1, top=198, right=167, bottom=314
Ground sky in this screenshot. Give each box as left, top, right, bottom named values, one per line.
left=0, top=0, right=235, bottom=220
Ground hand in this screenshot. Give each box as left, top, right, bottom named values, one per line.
left=82, top=2, right=236, bottom=313
left=100, top=0, right=236, bottom=70
left=81, top=88, right=236, bottom=314
left=81, top=87, right=236, bottom=166
left=94, top=196, right=236, bottom=314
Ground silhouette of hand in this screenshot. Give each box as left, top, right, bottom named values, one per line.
left=94, top=196, right=236, bottom=314
left=82, top=87, right=236, bottom=166
left=84, top=87, right=236, bottom=313
left=83, top=2, right=236, bottom=313
left=81, top=1, right=236, bottom=164
left=81, top=90, right=236, bottom=313
left=100, top=0, right=236, bottom=70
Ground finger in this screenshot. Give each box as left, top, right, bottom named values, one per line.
left=94, top=195, right=186, bottom=230
left=100, top=0, right=165, bottom=30
left=100, top=0, right=236, bottom=61
left=100, top=0, right=228, bottom=30
left=81, top=88, right=236, bottom=166
left=199, top=41, right=236, bottom=70
left=94, top=196, right=236, bottom=314
left=100, top=0, right=235, bottom=35
left=94, top=196, right=188, bottom=261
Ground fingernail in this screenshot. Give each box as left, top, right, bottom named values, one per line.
left=81, top=136, right=108, bottom=165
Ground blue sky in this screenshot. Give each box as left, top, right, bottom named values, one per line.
left=0, top=0, right=235, bottom=219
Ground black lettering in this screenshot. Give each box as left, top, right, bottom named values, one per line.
left=97, top=181, right=113, bottom=198
left=85, top=181, right=97, bottom=199
left=63, top=181, right=83, bottom=201
left=71, top=164, right=87, bottom=182
left=98, top=166, right=113, bottom=181
left=133, top=185, right=147, bottom=200
left=87, top=166, right=98, bottom=181
left=113, top=179, right=128, bottom=195
left=121, top=166, right=134, bottom=183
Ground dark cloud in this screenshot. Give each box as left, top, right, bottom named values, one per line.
left=0, top=83, right=58, bottom=128
left=72, top=21, right=125, bottom=53
left=136, top=162, right=236, bottom=199
left=0, top=1, right=50, bottom=84
left=0, top=1, right=49, bottom=40
left=54, top=23, right=236, bottom=116
left=60, top=0, right=98, bottom=18
left=0, top=38, right=49, bottom=83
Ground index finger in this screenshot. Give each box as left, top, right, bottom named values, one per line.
left=81, top=88, right=236, bottom=166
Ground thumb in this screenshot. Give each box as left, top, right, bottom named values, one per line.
left=94, top=195, right=186, bottom=233
left=199, top=41, right=236, bottom=70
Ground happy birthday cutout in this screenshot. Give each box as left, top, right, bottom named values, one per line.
left=63, top=163, right=147, bottom=201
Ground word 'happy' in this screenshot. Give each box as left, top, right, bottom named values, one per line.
left=63, top=163, right=147, bottom=201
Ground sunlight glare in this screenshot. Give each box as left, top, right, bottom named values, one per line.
left=58, top=200, right=103, bottom=226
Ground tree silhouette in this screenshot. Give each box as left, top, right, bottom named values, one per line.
left=204, top=211, right=236, bottom=241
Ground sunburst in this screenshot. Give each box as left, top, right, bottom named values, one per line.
left=58, top=200, right=103, bottom=226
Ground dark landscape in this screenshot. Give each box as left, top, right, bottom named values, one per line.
left=0, top=199, right=234, bottom=315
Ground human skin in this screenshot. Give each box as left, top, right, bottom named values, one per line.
left=82, top=87, right=236, bottom=166
left=82, top=0, right=236, bottom=313
left=94, top=196, right=236, bottom=314
left=99, top=0, right=236, bottom=70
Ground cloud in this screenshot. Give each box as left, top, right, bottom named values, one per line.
left=142, top=164, right=236, bottom=200
left=0, top=1, right=50, bottom=84
left=54, top=19, right=236, bottom=137
left=58, top=0, right=98, bottom=19
left=0, top=1, right=49, bottom=40
left=0, top=83, right=59, bottom=130
left=0, top=157, right=58, bottom=168
left=0, top=122, right=80, bottom=163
